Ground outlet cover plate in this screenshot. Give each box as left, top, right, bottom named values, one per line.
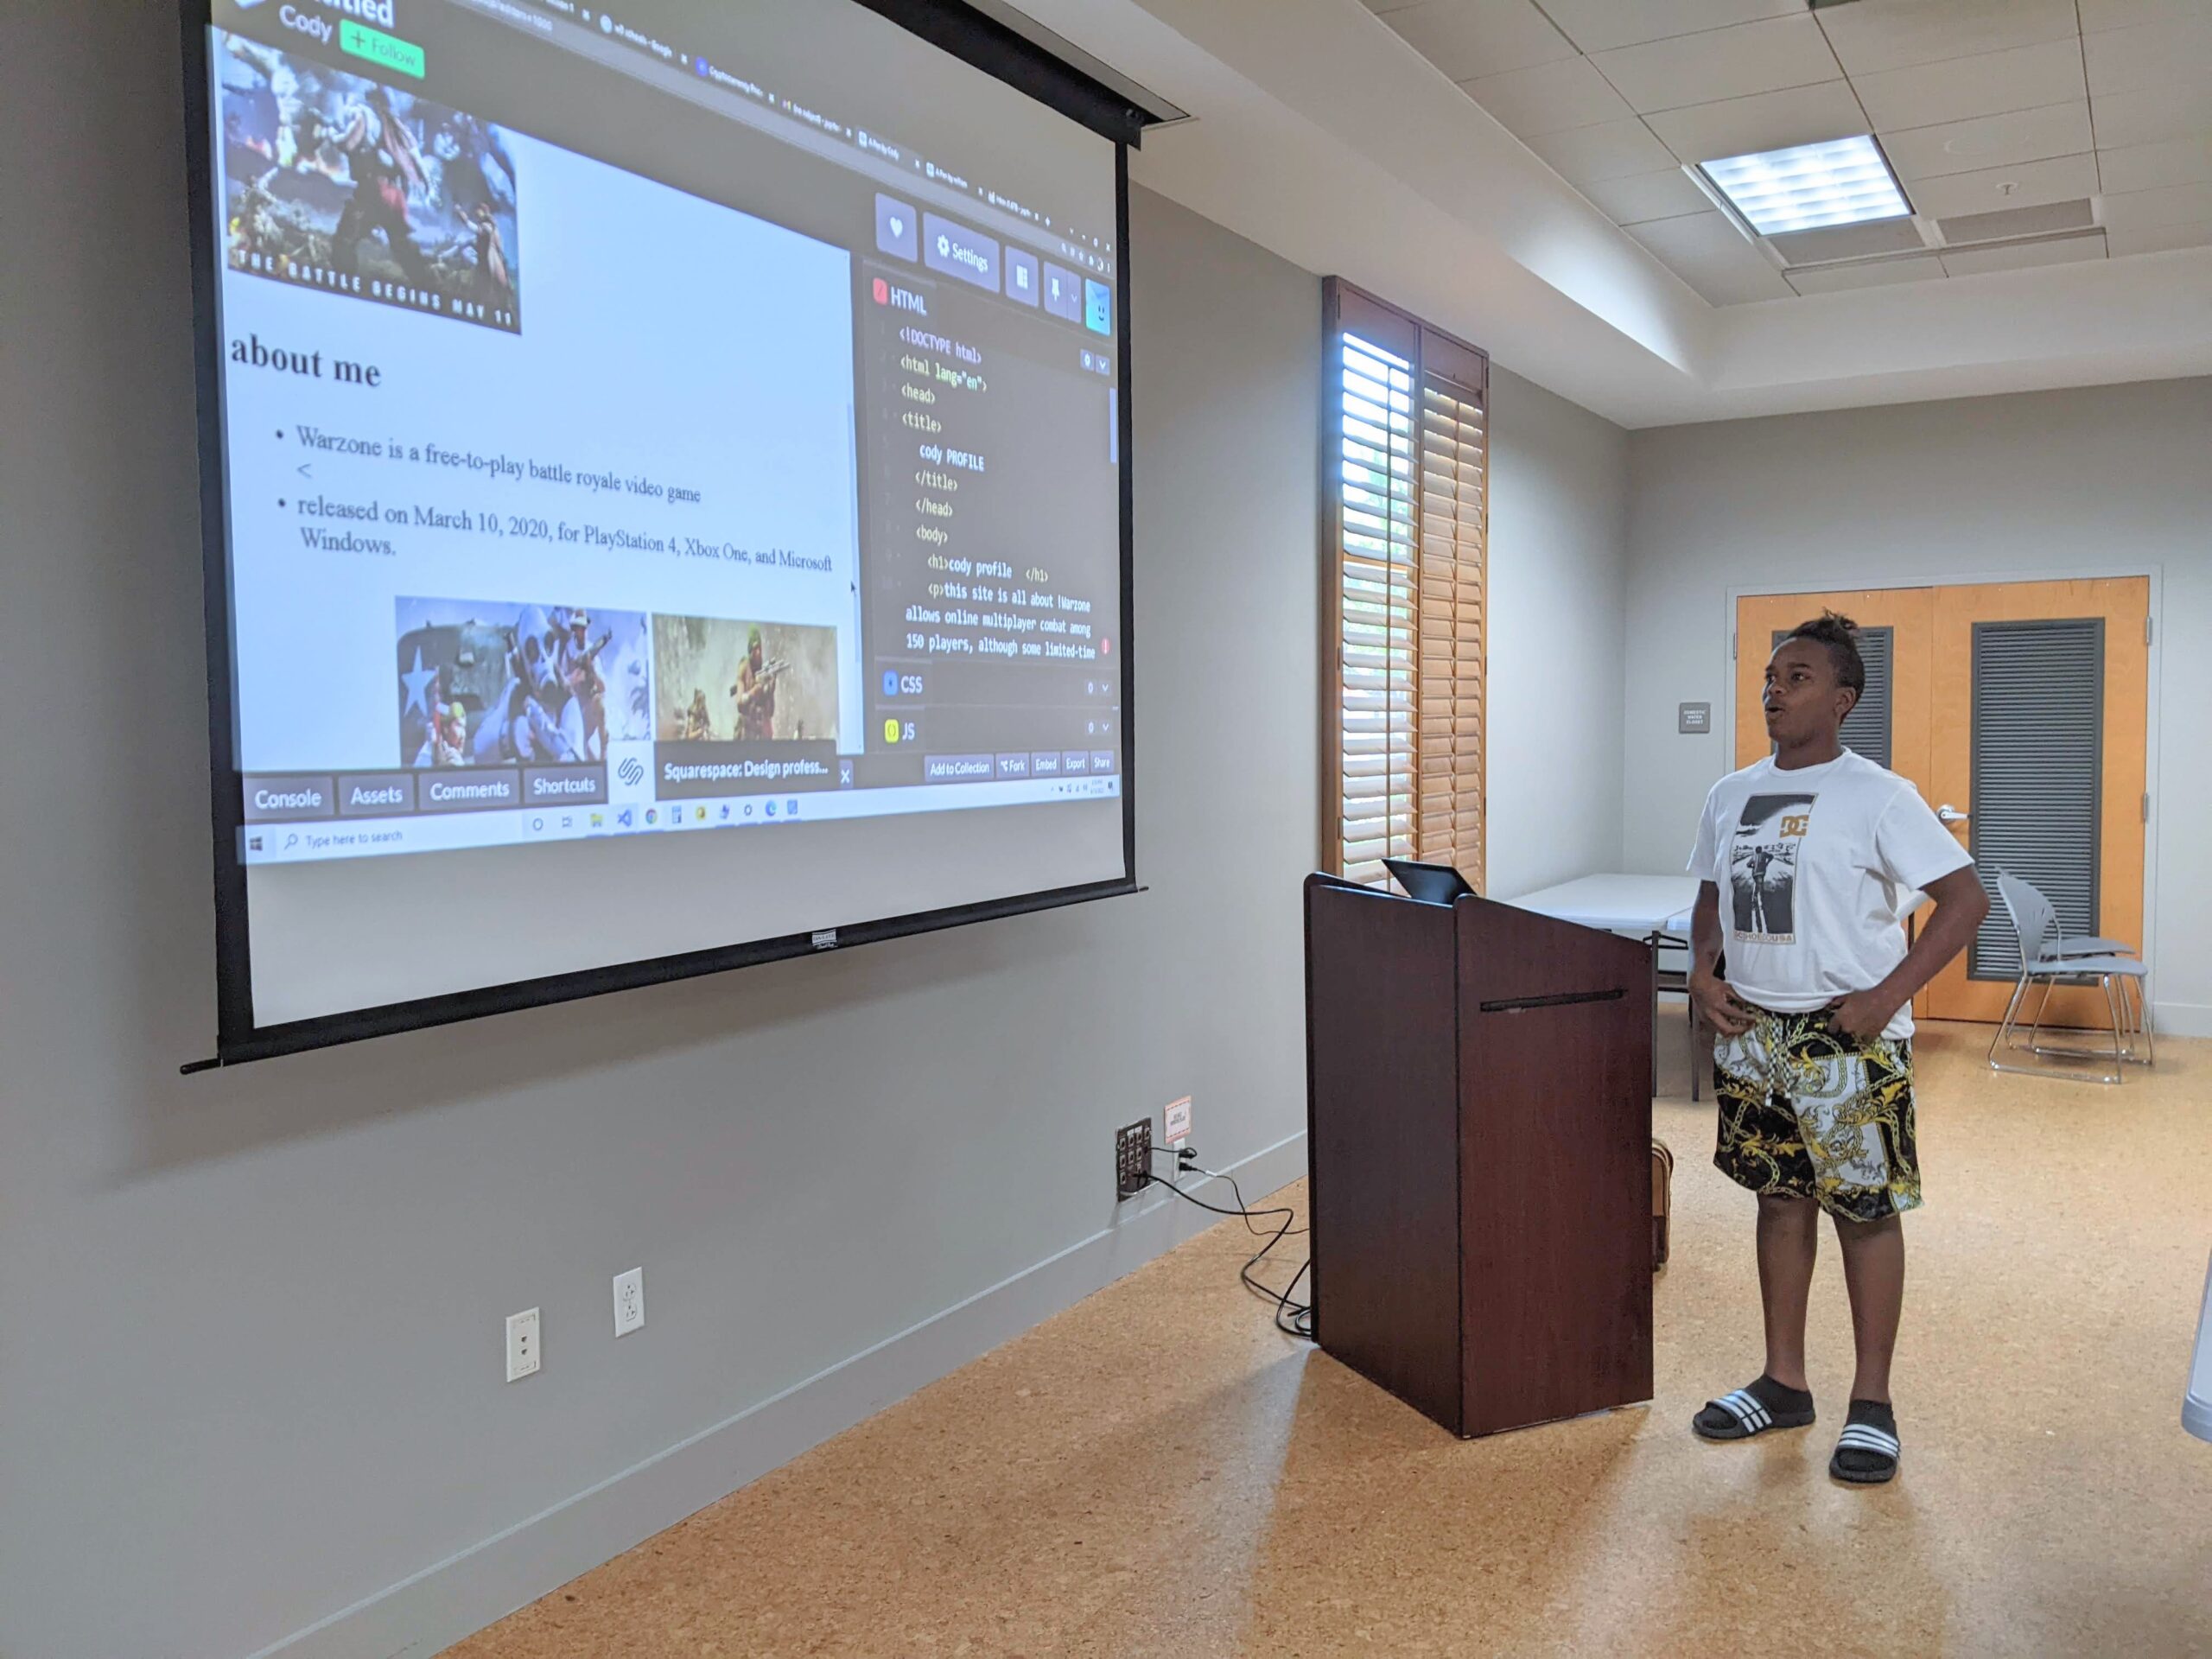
left=505, top=1307, right=541, bottom=1382
left=613, top=1268, right=645, bottom=1337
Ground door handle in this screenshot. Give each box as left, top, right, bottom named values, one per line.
left=1937, top=804, right=1969, bottom=825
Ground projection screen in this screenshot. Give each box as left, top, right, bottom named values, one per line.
left=182, top=0, right=1140, bottom=1062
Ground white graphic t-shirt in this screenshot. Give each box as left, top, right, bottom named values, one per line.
left=1687, top=751, right=1973, bottom=1039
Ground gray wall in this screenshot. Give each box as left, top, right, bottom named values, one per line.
left=1486, top=367, right=1630, bottom=900
left=1623, top=378, right=2212, bottom=1033
left=0, top=9, right=1632, bottom=1652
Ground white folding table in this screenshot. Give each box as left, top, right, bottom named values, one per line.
left=1506, top=874, right=1703, bottom=1098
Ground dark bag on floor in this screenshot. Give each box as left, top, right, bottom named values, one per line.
left=1652, top=1138, right=1675, bottom=1271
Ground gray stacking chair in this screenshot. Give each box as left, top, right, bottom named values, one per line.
left=1990, top=869, right=2152, bottom=1084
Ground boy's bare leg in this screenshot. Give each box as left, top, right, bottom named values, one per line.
left=1758, top=1192, right=1819, bottom=1391
left=1834, top=1212, right=1904, bottom=1403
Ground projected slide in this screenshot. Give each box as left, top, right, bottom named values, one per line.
left=196, top=0, right=1129, bottom=1038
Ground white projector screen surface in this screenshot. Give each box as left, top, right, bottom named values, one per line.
left=191, top=0, right=1132, bottom=1049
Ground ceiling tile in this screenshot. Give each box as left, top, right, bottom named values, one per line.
left=1818, top=0, right=2080, bottom=78
left=1536, top=0, right=1801, bottom=55
left=1940, top=233, right=2108, bottom=276
left=1879, top=103, right=2093, bottom=181
left=2080, top=0, right=2205, bottom=31
left=1628, top=210, right=1796, bottom=303
left=2100, top=181, right=2212, bottom=232
left=1645, top=79, right=1871, bottom=165
left=1523, top=118, right=1681, bottom=185
left=1906, top=151, right=2101, bottom=219
left=1590, top=16, right=1842, bottom=115
left=1853, top=39, right=2086, bottom=130
left=2099, top=137, right=2212, bottom=193
left=1464, top=56, right=1634, bottom=137
left=2106, top=218, right=2212, bottom=255
left=2085, top=18, right=2212, bottom=99
left=1786, top=255, right=1948, bottom=294
left=1580, top=167, right=1713, bottom=225
left=1383, top=0, right=1579, bottom=81
left=2090, top=79, right=2212, bottom=149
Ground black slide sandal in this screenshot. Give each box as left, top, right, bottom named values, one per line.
left=1693, top=1376, right=1816, bottom=1440
left=1830, top=1400, right=1901, bottom=1484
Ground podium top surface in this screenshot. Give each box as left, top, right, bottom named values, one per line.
left=1505, top=874, right=1699, bottom=938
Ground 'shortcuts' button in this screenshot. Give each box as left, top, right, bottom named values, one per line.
left=243, top=775, right=335, bottom=822
left=417, top=768, right=522, bottom=812
left=524, top=765, right=607, bottom=805
left=336, top=772, right=416, bottom=817
left=924, top=753, right=995, bottom=783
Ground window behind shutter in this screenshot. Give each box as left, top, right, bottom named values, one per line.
left=1323, top=281, right=1487, bottom=889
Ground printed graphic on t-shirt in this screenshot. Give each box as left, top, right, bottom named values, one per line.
left=1730, top=793, right=1815, bottom=944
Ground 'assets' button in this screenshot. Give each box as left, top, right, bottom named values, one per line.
left=524, top=765, right=607, bottom=805
left=922, top=213, right=1001, bottom=293
left=417, top=768, right=523, bottom=812
left=243, top=775, right=335, bottom=822
left=336, top=772, right=416, bottom=817
left=924, top=753, right=995, bottom=784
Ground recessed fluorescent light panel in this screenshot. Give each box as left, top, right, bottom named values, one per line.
left=1700, top=137, right=1910, bottom=236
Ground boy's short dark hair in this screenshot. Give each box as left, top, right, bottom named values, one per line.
left=1783, top=610, right=1866, bottom=702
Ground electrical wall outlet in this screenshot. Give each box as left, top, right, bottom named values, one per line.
left=613, top=1268, right=645, bottom=1337
left=1116, top=1119, right=1152, bottom=1200
left=505, top=1307, right=541, bottom=1382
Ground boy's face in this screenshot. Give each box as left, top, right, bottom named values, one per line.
left=1764, top=638, right=1856, bottom=747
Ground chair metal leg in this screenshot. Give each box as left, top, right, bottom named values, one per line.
left=1988, top=971, right=2031, bottom=1072
left=1992, top=969, right=2128, bottom=1084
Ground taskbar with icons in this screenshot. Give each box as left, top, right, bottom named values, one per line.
left=238, top=769, right=1120, bottom=865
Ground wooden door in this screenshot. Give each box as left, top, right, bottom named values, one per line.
left=1922, top=579, right=2150, bottom=1024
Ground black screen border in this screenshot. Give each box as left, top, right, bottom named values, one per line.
left=178, top=0, right=1144, bottom=1067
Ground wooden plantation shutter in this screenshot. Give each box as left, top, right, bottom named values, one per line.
left=1322, top=279, right=1488, bottom=888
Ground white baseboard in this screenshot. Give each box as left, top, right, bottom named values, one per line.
left=252, top=1131, right=1310, bottom=1659
left=2154, top=1001, right=2212, bottom=1039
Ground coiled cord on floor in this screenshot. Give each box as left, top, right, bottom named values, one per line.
left=1146, top=1147, right=1313, bottom=1340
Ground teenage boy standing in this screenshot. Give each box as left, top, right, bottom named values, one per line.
left=1687, top=614, right=1990, bottom=1484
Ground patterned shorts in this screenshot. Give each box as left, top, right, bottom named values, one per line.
left=1713, top=1007, right=1922, bottom=1223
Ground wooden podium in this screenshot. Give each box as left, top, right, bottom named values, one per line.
left=1303, top=874, right=1653, bottom=1438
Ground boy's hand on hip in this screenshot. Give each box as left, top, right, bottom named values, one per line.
left=1691, top=970, right=1758, bottom=1037
left=1826, top=990, right=1896, bottom=1043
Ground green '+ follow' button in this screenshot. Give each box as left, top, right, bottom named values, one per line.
left=340, top=21, right=425, bottom=79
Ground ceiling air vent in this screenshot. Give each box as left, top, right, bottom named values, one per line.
left=1768, top=217, right=1928, bottom=264
left=1935, top=199, right=2097, bottom=247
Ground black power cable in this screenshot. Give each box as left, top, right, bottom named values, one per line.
left=1146, top=1147, right=1313, bottom=1340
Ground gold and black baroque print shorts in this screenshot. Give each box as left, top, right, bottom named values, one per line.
left=1713, top=1007, right=1922, bottom=1222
